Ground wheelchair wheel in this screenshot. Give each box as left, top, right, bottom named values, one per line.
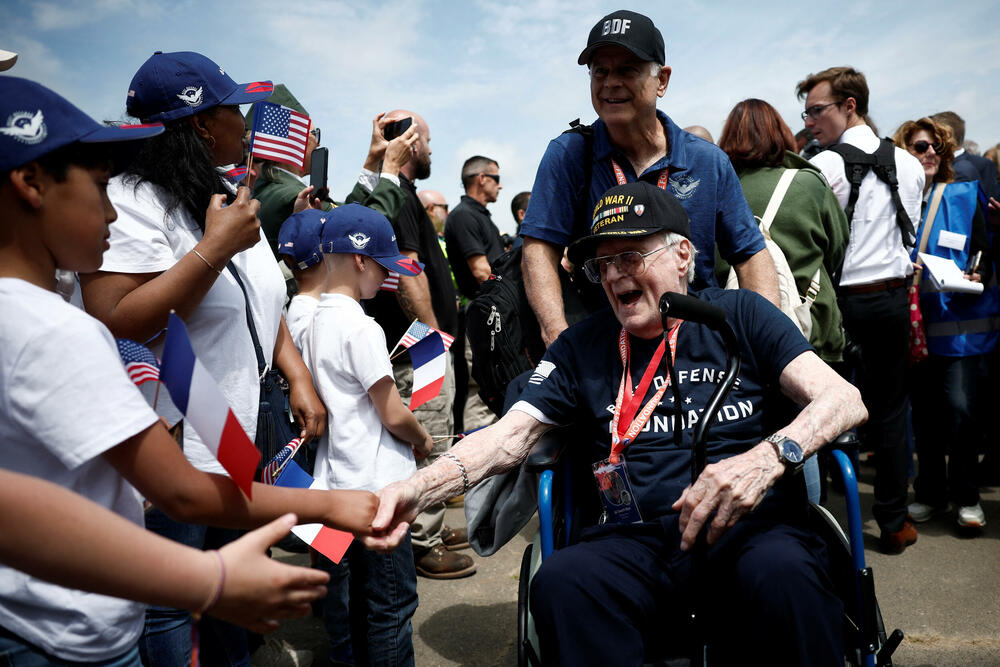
left=517, top=543, right=538, bottom=667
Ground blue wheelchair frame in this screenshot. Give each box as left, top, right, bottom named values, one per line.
left=516, top=293, right=903, bottom=667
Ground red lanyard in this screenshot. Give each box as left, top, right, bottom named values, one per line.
left=609, top=323, right=681, bottom=463
left=610, top=158, right=670, bottom=190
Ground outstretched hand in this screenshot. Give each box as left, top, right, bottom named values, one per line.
left=362, top=481, right=422, bottom=552
left=671, top=444, right=782, bottom=550
left=211, top=514, right=329, bottom=633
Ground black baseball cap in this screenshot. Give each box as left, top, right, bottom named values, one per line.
left=578, top=10, right=665, bottom=66
left=568, top=182, right=690, bottom=265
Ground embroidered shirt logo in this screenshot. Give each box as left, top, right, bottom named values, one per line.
left=668, top=175, right=700, bottom=200
left=529, top=360, right=557, bottom=385
left=348, top=232, right=371, bottom=249
left=0, top=110, right=47, bottom=145
left=176, top=86, right=203, bottom=107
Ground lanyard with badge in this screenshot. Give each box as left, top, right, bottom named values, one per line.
left=593, top=321, right=681, bottom=525
left=611, top=159, right=670, bottom=190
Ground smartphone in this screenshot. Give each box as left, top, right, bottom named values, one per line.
left=966, top=250, right=982, bottom=274
left=310, top=147, right=329, bottom=202
left=384, top=117, right=412, bottom=141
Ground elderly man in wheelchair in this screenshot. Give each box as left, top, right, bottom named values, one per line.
left=366, top=182, right=868, bottom=665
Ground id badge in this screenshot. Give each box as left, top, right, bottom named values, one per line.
left=592, top=457, right=643, bottom=525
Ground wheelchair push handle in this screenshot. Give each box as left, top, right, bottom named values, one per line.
left=658, top=291, right=727, bottom=331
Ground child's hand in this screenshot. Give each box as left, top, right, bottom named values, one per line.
left=412, top=434, right=434, bottom=460
left=326, top=490, right=379, bottom=536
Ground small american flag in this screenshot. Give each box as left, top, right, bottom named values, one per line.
left=400, top=320, right=455, bottom=351
left=116, top=339, right=160, bottom=386
left=261, top=437, right=304, bottom=485
left=380, top=271, right=400, bottom=292
left=250, top=101, right=310, bottom=171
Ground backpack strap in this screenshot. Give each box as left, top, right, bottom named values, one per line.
left=563, top=119, right=595, bottom=242
left=872, top=138, right=917, bottom=247
left=828, top=143, right=876, bottom=225
left=759, top=169, right=799, bottom=234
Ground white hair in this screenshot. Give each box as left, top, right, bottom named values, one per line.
left=649, top=62, right=663, bottom=77
left=665, top=232, right=697, bottom=283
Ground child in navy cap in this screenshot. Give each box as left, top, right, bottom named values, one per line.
left=0, top=76, right=377, bottom=665
left=278, top=208, right=328, bottom=365
left=304, top=203, right=429, bottom=665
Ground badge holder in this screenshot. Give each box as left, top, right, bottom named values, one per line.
left=592, top=457, right=643, bottom=525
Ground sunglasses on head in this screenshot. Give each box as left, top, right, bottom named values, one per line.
left=910, top=140, right=942, bottom=154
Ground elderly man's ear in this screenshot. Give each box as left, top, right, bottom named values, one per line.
left=675, top=238, right=692, bottom=274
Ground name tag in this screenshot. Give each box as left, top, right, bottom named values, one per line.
left=592, top=457, right=643, bottom=525
left=937, top=230, right=967, bottom=251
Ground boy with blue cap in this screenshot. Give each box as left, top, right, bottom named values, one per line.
left=305, top=203, right=432, bottom=665
left=278, top=208, right=328, bottom=362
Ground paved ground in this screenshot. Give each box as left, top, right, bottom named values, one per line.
left=256, top=462, right=1000, bottom=666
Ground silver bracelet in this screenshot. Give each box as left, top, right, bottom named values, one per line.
left=192, top=249, right=222, bottom=275
left=441, top=452, right=469, bottom=493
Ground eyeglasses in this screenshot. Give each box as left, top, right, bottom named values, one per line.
left=800, top=102, right=840, bottom=121
left=309, top=127, right=321, bottom=144
left=480, top=173, right=500, bottom=184
left=910, top=140, right=942, bottom=154
left=589, top=64, right=649, bottom=82
left=582, top=245, right=671, bottom=284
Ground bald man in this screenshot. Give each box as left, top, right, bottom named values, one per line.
left=418, top=189, right=449, bottom=238
left=367, top=111, right=474, bottom=579
left=682, top=125, right=714, bottom=143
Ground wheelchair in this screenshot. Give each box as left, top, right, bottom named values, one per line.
left=511, top=293, right=903, bottom=667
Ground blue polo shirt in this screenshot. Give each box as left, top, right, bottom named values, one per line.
left=520, top=111, right=764, bottom=289
left=511, top=288, right=812, bottom=520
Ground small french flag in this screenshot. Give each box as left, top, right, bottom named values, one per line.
left=159, top=313, right=261, bottom=497
left=274, top=460, right=353, bottom=563
left=408, top=330, right=446, bottom=410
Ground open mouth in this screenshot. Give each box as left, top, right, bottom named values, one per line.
left=604, top=97, right=630, bottom=105
left=618, top=290, right=642, bottom=306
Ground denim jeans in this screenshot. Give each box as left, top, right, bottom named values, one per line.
left=139, top=508, right=249, bottom=667
left=0, top=626, right=141, bottom=666
left=317, top=533, right=419, bottom=667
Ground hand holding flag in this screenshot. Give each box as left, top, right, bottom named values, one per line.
left=274, top=460, right=354, bottom=563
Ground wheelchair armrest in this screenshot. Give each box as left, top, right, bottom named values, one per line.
left=525, top=429, right=570, bottom=472
left=829, top=431, right=859, bottom=454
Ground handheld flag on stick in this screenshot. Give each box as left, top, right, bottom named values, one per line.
left=116, top=339, right=160, bottom=386
left=390, top=320, right=455, bottom=360
left=159, top=313, right=260, bottom=497
left=408, top=330, right=446, bottom=410
left=274, top=460, right=353, bottom=563
left=249, top=101, right=310, bottom=171
left=261, top=437, right=304, bottom=485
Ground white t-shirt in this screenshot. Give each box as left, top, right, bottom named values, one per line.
left=0, top=279, right=159, bottom=661
left=810, top=124, right=924, bottom=286
left=102, top=178, right=286, bottom=473
left=286, top=294, right=319, bottom=363
left=309, top=293, right=416, bottom=492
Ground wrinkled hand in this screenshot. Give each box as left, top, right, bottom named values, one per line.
left=412, top=434, right=434, bottom=461
left=292, top=186, right=325, bottom=214
left=382, top=125, right=418, bottom=176
left=326, top=490, right=379, bottom=536
left=362, top=481, right=422, bottom=552
left=211, top=514, right=330, bottom=633
left=288, top=378, right=326, bottom=441
left=201, top=187, right=262, bottom=261
left=671, top=444, right=782, bottom=550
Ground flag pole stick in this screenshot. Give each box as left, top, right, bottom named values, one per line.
left=153, top=381, right=161, bottom=411
left=388, top=318, right=417, bottom=359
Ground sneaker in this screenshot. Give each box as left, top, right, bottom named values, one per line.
left=957, top=503, right=986, bottom=529
left=879, top=520, right=918, bottom=555
left=441, top=525, right=470, bottom=551
left=907, top=501, right=947, bottom=523
left=414, top=544, right=476, bottom=579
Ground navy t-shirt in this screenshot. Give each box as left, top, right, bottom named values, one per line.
left=511, top=288, right=813, bottom=520
left=519, top=111, right=764, bottom=290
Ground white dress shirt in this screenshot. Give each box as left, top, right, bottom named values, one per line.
left=811, top=124, right=925, bottom=286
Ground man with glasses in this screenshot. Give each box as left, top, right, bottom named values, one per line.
left=796, top=66, right=924, bottom=554
left=366, top=182, right=865, bottom=665
left=445, top=156, right=506, bottom=301
left=519, top=9, right=778, bottom=349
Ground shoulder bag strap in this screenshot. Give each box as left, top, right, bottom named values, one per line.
left=759, top=169, right=799, bottom=235
left=226, top=261, right=268, bottom=377
left=912, top=183, right=946, bottom=287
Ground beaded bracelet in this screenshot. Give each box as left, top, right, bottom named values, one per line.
left=192, top=249, right=222, bottom=275
left=193, top=549, right=226, bottom=621
left=441, top=452, right=470, bottom=493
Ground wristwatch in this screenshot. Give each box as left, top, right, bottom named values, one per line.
left=764, top=434, right=805, bottom=474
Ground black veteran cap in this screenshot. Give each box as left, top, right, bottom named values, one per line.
left=578, top=10, right=665, bottom=66
left=568, top=182, right=691, bottom=265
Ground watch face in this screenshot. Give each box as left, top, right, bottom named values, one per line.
left=781, top=439, right=804, bottom=464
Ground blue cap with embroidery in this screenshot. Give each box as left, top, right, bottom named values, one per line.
left=0, top=76, right=163, bottom=172
left=320, top=203, right=423, bottom=277
left=277, top=209, right=326, bottom=270
left=126, top=51, right=273, bottom=123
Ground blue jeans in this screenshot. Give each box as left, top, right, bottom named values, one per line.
left=317, top=534, right=418, bottom=667
left=139, top=508, right=249, bottom=667
left=0, top=626, right=141, bottom=666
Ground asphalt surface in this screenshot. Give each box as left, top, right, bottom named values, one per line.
left=256, top=461, right=1000, bottom=666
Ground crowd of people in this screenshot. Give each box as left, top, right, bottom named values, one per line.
left=1, top=7, right=998, bottom=666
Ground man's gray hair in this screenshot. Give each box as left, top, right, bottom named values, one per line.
left=461, top=155, right=498, bottom=191
left=665, top=232, right=697, bottom=283
left=649, top=62, right=662, bottom=77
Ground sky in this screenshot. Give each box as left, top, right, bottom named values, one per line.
left=2, top=0, right=997, bottom=235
